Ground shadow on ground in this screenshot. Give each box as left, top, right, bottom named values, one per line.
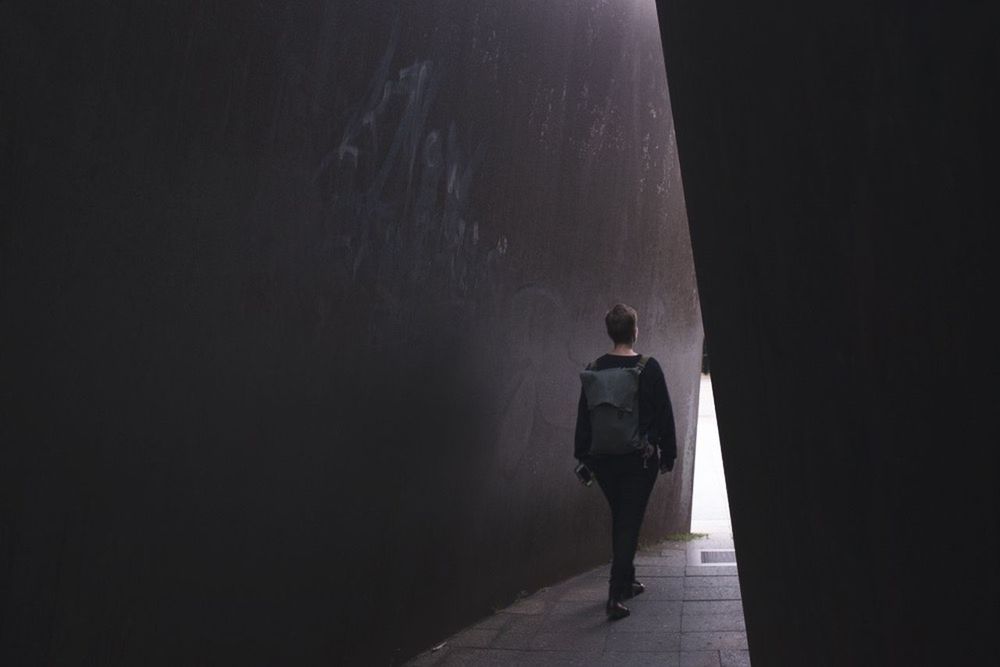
left=406, top=536, right=749, bottom=666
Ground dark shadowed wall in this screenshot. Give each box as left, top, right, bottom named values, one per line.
left=0, top=1, right=702, bottom=664
left=656, top=1, right=996, bottom=665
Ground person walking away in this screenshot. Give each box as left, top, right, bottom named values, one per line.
left=575, top=303, right=677, bottom=620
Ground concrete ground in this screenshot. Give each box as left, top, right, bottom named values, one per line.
left=406, top=375, right=747, bottom=666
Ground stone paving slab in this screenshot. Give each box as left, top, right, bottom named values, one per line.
left=636, top=564, right=688, bottom=578
left=720, top=649, right=752, bottom=667
left=604, top=630, right=681, bottom=652
left=684, top=577, right=740, bottom=588
left=683, top=586, right=742, bottom=601
left=404, top=537, right=749, bottom=666
left=680, top=611, right=746, bottom=633
left=685, top=565, right=739, bottom=577
left=680, top=632, right=749, bottom=652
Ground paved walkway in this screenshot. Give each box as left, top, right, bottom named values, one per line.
left=407, top=375, right=749, bottom=666
left=405, top=535, right=747, bottom=666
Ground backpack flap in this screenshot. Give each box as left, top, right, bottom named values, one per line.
left=579, top=367, right=642, bottom=412
left=580, top=365, right=644, bottom=456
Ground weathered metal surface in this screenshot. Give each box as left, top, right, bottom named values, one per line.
left=657, top=1, right=995, bottom=664
left=0, top=2, right=701, bottom=664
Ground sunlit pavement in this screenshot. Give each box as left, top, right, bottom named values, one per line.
left=692, top=374, right=732, bottom=536
left=406, top=374, right=749, bottom=666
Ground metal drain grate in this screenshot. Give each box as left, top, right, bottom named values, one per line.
left=699, top=549, right=737, bottom=564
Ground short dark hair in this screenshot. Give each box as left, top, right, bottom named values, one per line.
left=605, top=303, right=637, bottom=345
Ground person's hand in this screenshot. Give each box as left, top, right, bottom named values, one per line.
left=659, top=457, right=675, bottom=475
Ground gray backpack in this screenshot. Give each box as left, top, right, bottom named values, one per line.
left=580, top=356, right=648, bottom=456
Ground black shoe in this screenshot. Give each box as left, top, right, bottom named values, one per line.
left=606, top=599, right=630, bottom=620
left=623, top=581, right=645, bottom=599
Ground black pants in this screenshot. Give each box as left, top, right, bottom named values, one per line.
left=589, top=451, right=658, bottom=599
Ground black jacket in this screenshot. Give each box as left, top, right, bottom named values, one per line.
left=574, top=354, right=677, bottom=466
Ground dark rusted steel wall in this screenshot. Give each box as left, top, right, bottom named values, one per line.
left=0, top=2, right=701, bottom=664
left=656, top=1, right=996, bottom=664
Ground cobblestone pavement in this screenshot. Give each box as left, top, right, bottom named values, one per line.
left=405, top=534, right=749, bottom=666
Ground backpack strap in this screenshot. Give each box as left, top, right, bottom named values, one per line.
left=586, top=357, right=648, bottom=371
left=636, top=355, right=649, bottom=373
